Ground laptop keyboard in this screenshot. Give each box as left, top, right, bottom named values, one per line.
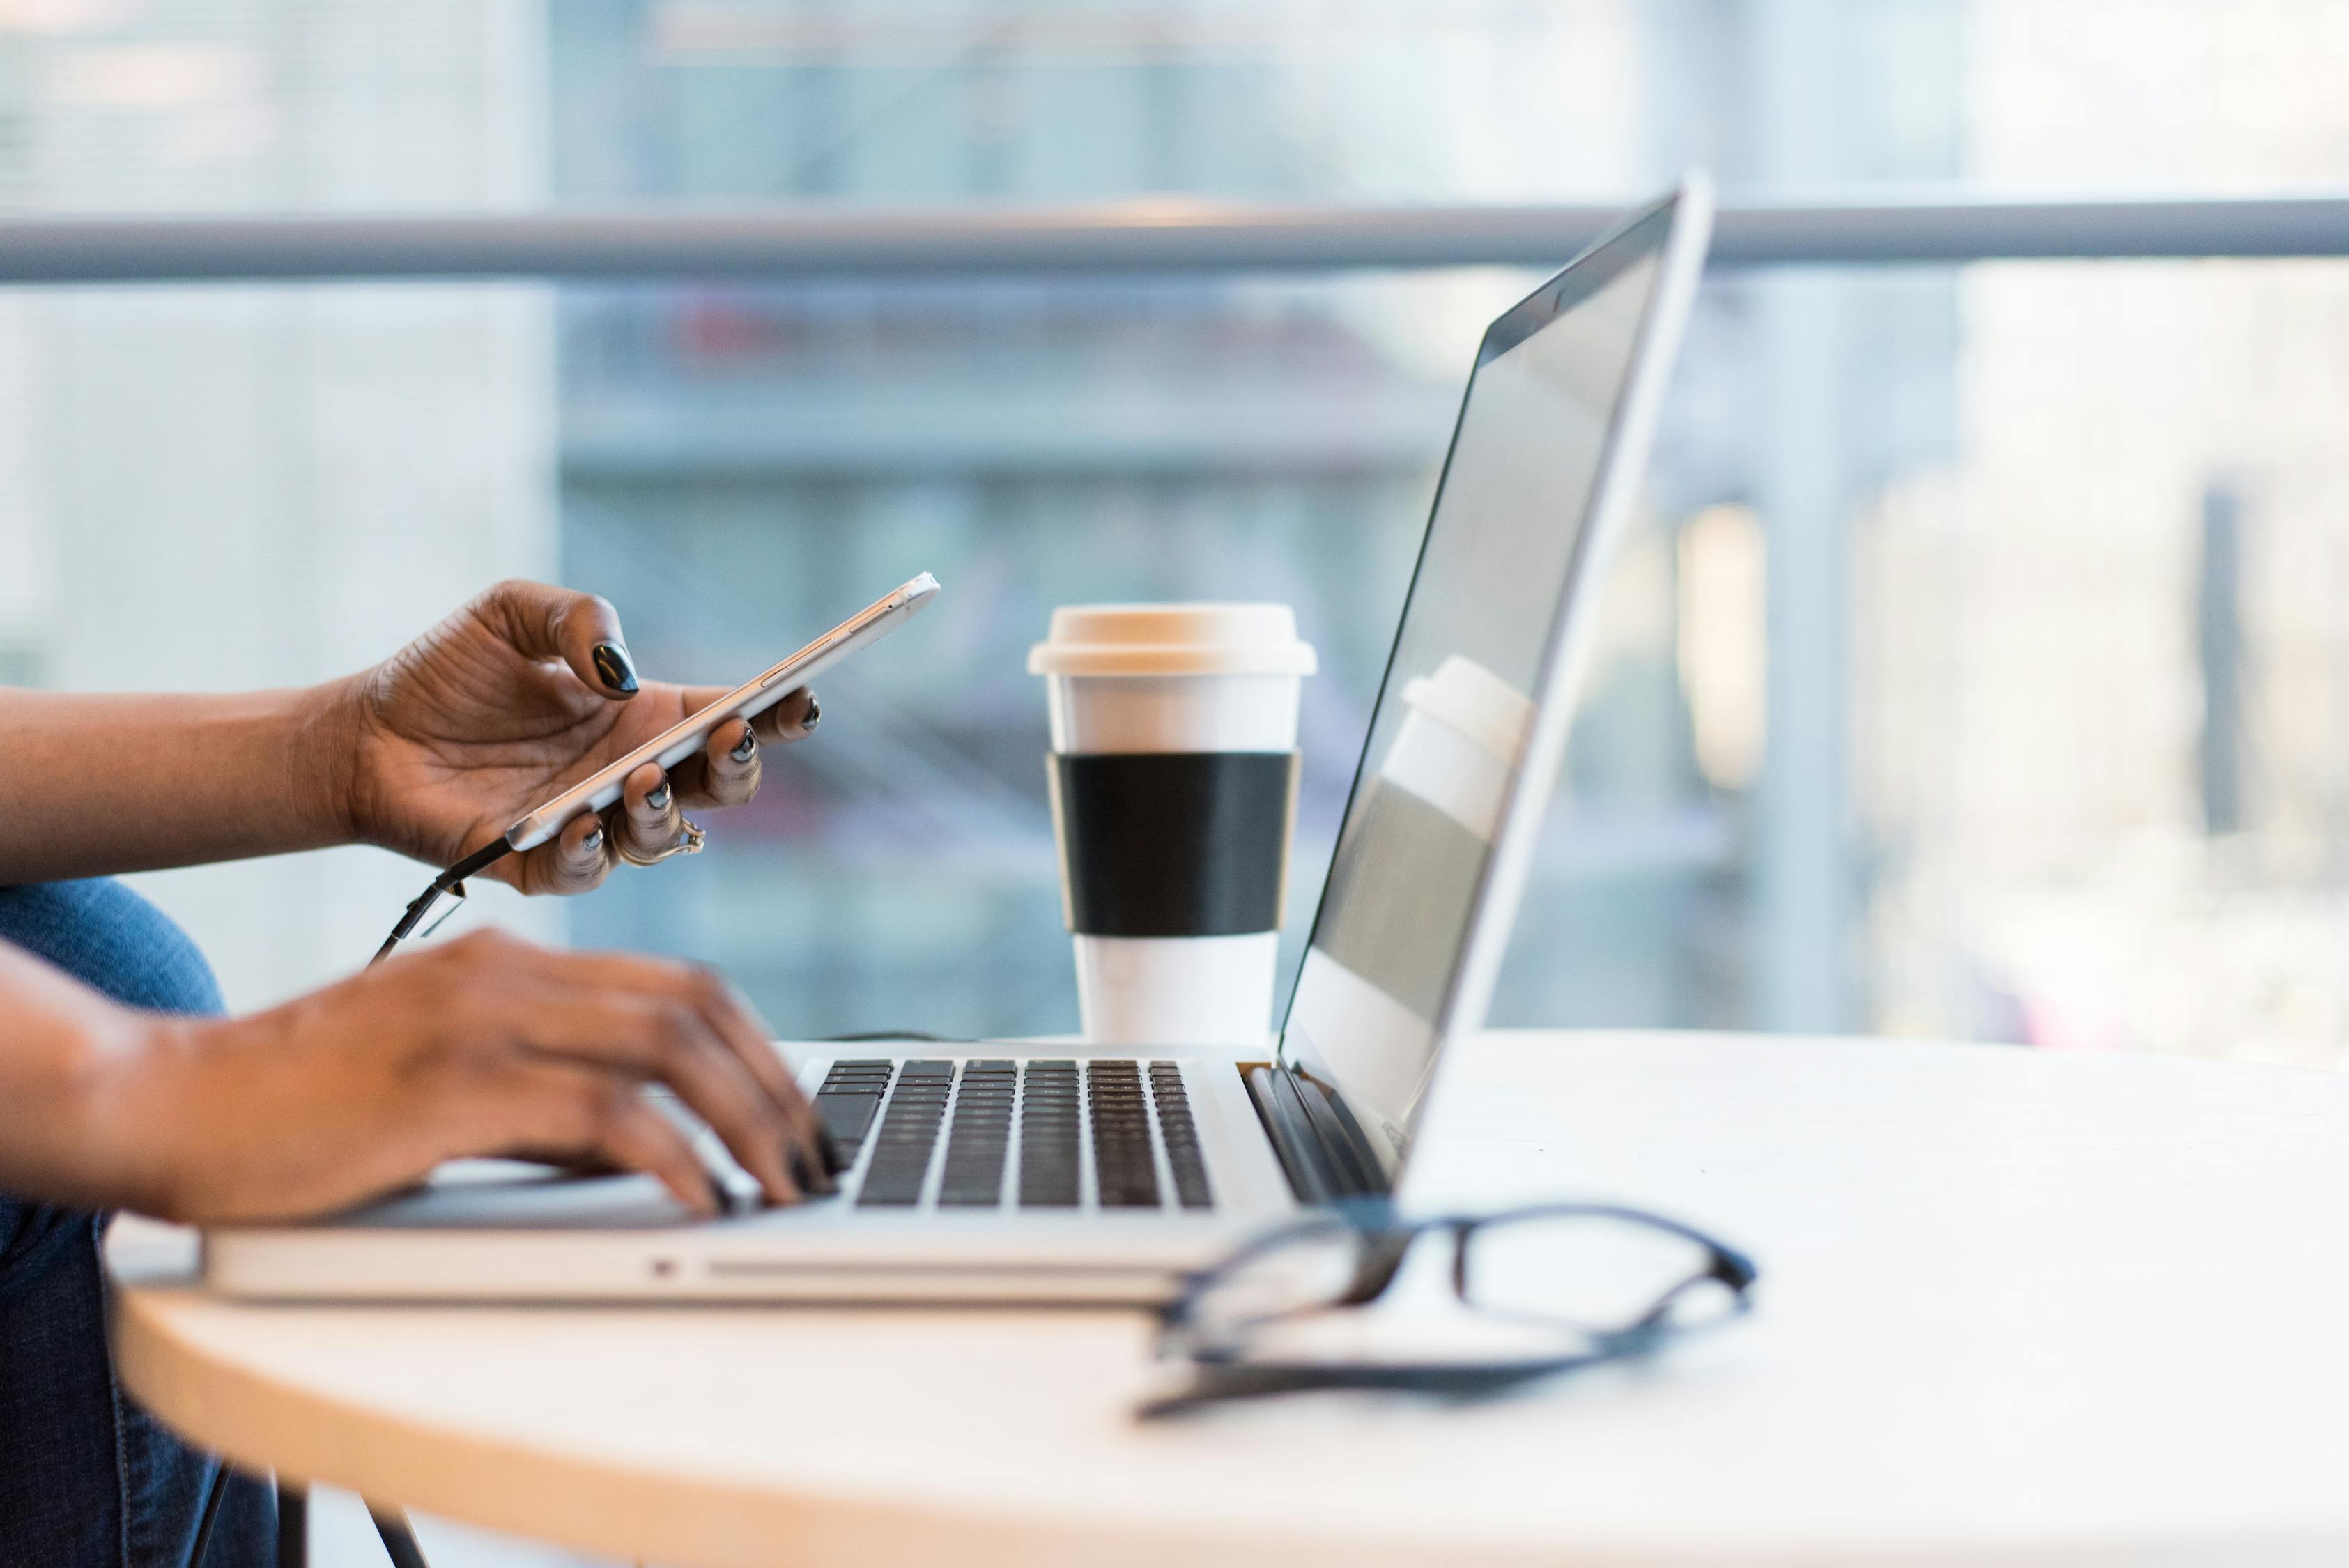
left=812, top=1058, right=1213, bottom=1213
left=1017, top=1059, right=1079, bottom=1206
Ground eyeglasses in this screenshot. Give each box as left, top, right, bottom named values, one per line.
left=1142, top=1199, right=1757, bottom=1417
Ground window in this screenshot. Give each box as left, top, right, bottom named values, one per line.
left=8, top=1, right=2349, bottom=1067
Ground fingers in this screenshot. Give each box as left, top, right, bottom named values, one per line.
left=610, top=712, right=792, bottom=868
left=412, top=930, right=832, bottom=1207
left=672, top=685, right=819, bottom=748
left=681, top=967, right=837, bottom=1182
left=482, top=1059, right=721, bottom=1218
left=619, top=762, right=685, bottom=860
left=695, top=718, right=762, bottom=809
left=757, top=686, right=821, bottom=744
left=664, top=686, right=819, bottom=810
left=511, top=809, right=614, bottom=896
left=503, top=987, right=803, bottom=1205
left=506, top=944, right=834, bottom=1190
left=472, top=579, right=640, bottom=702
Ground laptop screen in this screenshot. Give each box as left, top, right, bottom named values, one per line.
left=1278, top=197, right=1693, bottom=1173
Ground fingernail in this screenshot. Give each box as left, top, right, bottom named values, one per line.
left=730, top=728, right=757, bottom=764
left=817, top=1126, right=845, bottom=1177
left=646, top=780, right=671, bottom=811
left=787, top=1146, right=816, bottom=1194
left=592, top=643, right=639, bottom=696
left=801, top=698, right=821, bottom=732
left=580, top=824, right=603, bottom=853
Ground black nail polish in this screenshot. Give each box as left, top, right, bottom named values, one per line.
left=646, top=780, right=671, bottom=811
left=817, top=1126, right=845, bottom=1177
left=581, top=824, right=603, bottom=852
left=801, top=698, right=821, bottom=731
left=591, top=643, right=639, bottom=696
left=730, top=728, right=757, bottom=764
left=787, top=1146, right=816, bottom=1194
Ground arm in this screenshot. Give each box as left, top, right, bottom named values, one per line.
left=0, top=686, right=351, bottom=884
left=0, top=927, right=838, bottom=1222
left=0, top=580, right=840, bottom=1220
left=0, top=580, right=819, bottom=891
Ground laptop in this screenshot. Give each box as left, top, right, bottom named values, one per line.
left=203, top=176, right=1713, bottom=1304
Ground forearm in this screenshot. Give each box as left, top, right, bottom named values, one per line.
left=0, top=941, right=169, bottom=1213
left=0, top=682, right=357, bottom=883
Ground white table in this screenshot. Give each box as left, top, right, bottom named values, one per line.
left=109, top=1031, right=2349, bottom=1567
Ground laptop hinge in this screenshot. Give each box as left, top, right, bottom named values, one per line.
left=1246, top=1064, right=1389, bottom=1204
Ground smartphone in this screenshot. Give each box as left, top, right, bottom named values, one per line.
left=501, top=572, right=940, bottom=852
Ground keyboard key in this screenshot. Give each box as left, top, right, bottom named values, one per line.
left=1017, top=1060, right=1081, bottom=1208
left=1088, top=1061, right=1160, bottom=1208
left=857, top=1073, right=948, bottom=1207
left=812, top=1092, right=881, bottom=1148
left=815, top=1063, right=895, bottom=1167
left=1147, top=1065, right=1214, bottom=1209
left=933, top=1061, right=1016, bottom=1208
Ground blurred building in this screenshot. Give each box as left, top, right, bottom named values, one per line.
left=0, top=1, right=559, bottom=1004
left=547, top=0, right=1962, bottom=1040
left=1, top=0, right=2346, bottom=1069
left=1856, top=0, right=2349, bottom=1064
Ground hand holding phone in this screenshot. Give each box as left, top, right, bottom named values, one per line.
left=506, top=572, right=939, bottom=850
left=373, top=571, right=941, bottom=962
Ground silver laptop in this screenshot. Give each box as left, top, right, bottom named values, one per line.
left=204, top=178, right=1713, bottom=1305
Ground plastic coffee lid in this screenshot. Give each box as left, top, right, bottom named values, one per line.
left=1029, top=603, right=1318, bottom=677
left=1399, top=654, right=1536, bottom=764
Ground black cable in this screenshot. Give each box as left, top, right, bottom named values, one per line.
left=187, top=1461, right=228, bottom=1567
left=371, top=838, right=515, bottom=967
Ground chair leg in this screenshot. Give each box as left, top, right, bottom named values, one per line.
left=275, top=1482, right=305, bottom=1568
left=274, top=1481, right=434, bottom=1568
left=369, top=1505, right=433, bottom=1568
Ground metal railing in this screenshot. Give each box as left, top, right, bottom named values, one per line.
left=1, top=193, right=2346, bottom=283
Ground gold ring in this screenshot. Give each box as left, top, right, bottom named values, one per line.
left=619, top=815, right=705, bottom=868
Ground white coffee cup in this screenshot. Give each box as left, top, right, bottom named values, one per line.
left=1029, top=604, right=1317, bottom=1047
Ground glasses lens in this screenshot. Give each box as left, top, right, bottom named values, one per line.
left=1462, top=1211, right=1729, bottom=1331
left=1177, top=1220, right=1366, bottom=1345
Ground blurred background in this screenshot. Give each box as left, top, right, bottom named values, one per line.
left=7, top=0, right=2349, bottom=1077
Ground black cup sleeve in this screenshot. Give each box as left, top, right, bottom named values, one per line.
left=1049, top=751, right=1299, bottom=937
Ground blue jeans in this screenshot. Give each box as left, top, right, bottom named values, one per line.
left=0, top=880, right=275, bottom=1567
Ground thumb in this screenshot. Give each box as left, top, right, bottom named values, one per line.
left=475, top=579, right=639, bottom=700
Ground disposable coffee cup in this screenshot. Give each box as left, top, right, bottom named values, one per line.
left=1029, top=604, right=1317, bottom=1047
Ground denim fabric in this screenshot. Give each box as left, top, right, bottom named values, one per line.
left=0, top=880, right=275, bottom=1567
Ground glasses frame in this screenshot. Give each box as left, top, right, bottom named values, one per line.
left=1142, top=1200, right=1757, bottom=1416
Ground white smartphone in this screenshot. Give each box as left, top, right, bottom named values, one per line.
left=502, top=572, right=940, bottom=852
